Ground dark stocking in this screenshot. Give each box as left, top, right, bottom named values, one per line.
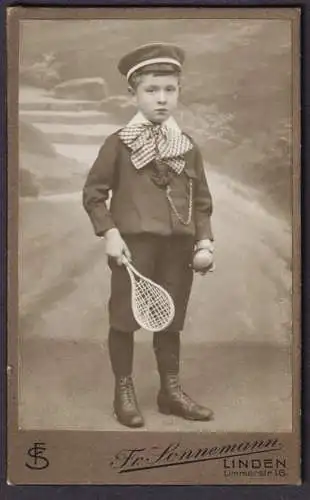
left=153, top=331, right=180, bottom=378
left=108, top=327, right=134, bottom=377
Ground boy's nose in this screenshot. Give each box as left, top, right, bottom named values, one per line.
left=157, top=91, right=167, bottom=104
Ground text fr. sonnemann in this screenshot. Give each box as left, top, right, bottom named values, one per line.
left=111, top=438, right=282, bottom=470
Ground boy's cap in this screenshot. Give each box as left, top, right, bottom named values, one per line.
left=118, top=43, right=185, bottom=80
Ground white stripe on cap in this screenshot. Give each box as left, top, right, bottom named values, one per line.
left=126, top=57, right=182, bottom=80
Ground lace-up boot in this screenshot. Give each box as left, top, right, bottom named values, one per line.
left=157, top=374, right=213, bottom=421
left=153, top=331, right=213, bottom=421
left=114, top=375, right=144, bottom=428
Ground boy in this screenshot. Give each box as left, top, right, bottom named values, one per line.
left=83, top=43, right=215, bottom=428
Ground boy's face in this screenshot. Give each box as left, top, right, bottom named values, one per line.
left=131, top=73, right=180, bottom=124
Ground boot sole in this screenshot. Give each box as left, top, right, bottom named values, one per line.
left=158, top=406, right=214, bottom=421
left=113, top=411, right=145, bottom=428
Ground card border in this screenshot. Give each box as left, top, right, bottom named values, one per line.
left=1, top=0, right=308, bottom=495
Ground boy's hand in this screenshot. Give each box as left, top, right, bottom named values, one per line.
left=104, top=228, right=132, bottom=266
left=196, top=239, right=214, bottom=253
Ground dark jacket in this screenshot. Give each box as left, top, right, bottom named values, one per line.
left=82, top=131, right=214, bottom=241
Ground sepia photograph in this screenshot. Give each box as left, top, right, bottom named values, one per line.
left=7, top=7, right=301, bottom=484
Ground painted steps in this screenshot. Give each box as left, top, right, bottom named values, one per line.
left=19, top=99, right=100, bottom=112
left=20, top=109, right=111, bottom=125
left=53, top=144, right=100, bottom=163
left=19, top=89, right=122, bottom=163
left=30, top=123, right=120, bottom=145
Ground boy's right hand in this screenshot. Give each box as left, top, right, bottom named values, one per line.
left=104, top=228, right=132, bottom=266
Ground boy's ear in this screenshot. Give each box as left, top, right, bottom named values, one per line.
left=127, top=85, right=136, bottom=96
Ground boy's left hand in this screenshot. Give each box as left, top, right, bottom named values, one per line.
left=196, top=239, right=214, bottom=253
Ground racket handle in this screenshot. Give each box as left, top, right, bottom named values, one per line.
left=121, top=254, right=130, bottom=267
left=121, top=255, right=137, bottom=276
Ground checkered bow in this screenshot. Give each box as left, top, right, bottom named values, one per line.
left=118, top=123, right=193, bottom=174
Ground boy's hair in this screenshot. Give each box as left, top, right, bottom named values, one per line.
left=128, top=62, right=181, bottom=90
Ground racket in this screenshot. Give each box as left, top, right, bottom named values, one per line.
left=122, top=256, right=175, bottom=332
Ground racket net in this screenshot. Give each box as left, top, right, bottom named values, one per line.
left=127, top=266, right=175, bottom=332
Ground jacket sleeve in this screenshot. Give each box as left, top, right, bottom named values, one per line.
left=82, top=133, right=119, bottom=236
left=193, top=145, right=214, bottom=241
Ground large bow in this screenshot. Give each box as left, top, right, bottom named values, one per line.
left=118, top=123, right=193, bottom=174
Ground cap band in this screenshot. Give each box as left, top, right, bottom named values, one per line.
left=126, top=57, right=182, bottom=80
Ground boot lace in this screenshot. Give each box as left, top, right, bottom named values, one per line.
left=119, top=377, right=136, bottom=406
left=167, top=375, right=198, bottom=409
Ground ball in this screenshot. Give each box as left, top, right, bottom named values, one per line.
left=192, top=248, right=213, bottom=272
